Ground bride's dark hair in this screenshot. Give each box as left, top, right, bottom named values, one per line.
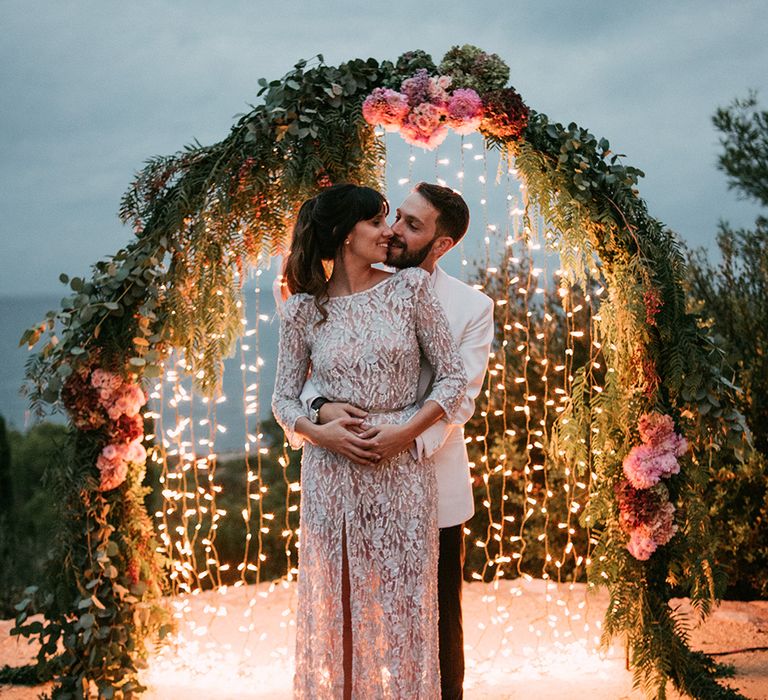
left=285, top=183, right=388, bottom=320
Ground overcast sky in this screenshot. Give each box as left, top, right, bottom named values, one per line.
left=1, top=0, right=766, bottom=297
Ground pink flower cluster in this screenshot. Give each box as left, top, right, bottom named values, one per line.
left=96, top=439, right=147, bottom=492
left=627, top=501, right=677, bottom=560
left=616, top=482, right=678, bottom=561
left=362, top=69, right=484, bottom=150
left=89, top=369, right=148, bottom=492
left=623, top=413, right=688, bottom=489
left=361, top=88, right=409, bottom=132
left=618, top=412, right=687, bottom=561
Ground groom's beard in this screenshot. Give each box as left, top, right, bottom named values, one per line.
left=386, top=235, right=436, bottom=269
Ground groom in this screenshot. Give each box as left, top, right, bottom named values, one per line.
left=292, top=182, right=495, bottom=699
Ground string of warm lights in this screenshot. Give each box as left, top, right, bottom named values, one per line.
left=144, top=132, right=621, bottom=685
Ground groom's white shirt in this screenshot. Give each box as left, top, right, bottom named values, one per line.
left=273, top=265, right=495, bottom=529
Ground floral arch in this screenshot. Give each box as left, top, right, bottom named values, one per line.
left=15, top=47, right=748, bottom=699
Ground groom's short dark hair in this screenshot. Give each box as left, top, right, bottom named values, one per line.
left=414, top=182, right=470, bottom=243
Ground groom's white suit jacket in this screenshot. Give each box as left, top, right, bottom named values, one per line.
left=274, top=265, right=495, bottom=529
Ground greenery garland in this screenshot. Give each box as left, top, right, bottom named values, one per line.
left=16, top=46, right=748, bottom=698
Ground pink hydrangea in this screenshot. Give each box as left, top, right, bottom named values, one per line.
left=625, top=501, right=678, bottom=561
left=107, top=383, right=147, bottom=420
left=362, top=69, right=483, bottom=149
left=90, top=369, right=121, bottom=390
left=90, top=369, right=123, bottom=404
left=400, top=103, right=448, bottom=149
left=622, top=444, right=662, bottom=488
left=361, top=88, right=410, bottom=132
left=101, top=443, right=121, bottom=461
left=637, top=412, right=675, bottom=446
left=400, top=69, right=449, bottom=107
left=95, top=437, right=146, bottom=491
left=621, top=412, right=686, bottom=560
left=99, top=460, right=128, bottom=492
left=126, top=438, right=147, bottom=465
left=627, top=526, right=658, bottom=561
left=97, top=443, right=129, bottom=491
left=623, top=413, right=687, bottom=488
left=445, top=88, right=484, bottom=135
left=659, top=432, right=689, bottom=458
left=124, top=384, right=147, bottom=414
left=82, top=368, right=149, bottom=492
left=649, top=501, right=678, bottom=546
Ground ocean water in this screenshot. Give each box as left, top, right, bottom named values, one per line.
left=0, top=286, right=282, bottom=453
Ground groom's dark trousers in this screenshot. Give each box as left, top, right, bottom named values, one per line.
left=438, top=523, right=465, bottom=700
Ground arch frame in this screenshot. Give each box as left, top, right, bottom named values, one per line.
left=15, top=46, right=747, bottom=699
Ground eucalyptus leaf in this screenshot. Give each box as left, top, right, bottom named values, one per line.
left=143, top=364, right=162, bottom=378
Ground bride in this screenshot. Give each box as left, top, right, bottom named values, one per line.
left=272, top=183, right=466, bottom=698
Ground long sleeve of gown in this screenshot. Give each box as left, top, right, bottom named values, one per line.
left=407, top=268, right=467, bottom=422
left=271, top=294, right=311, bottom=449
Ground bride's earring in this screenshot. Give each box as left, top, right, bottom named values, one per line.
left=344, top=238, right=351, bottom=245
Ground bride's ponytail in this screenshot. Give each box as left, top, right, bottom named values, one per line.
left=285, top=197, right=326, bottom=299
left=284, top=184, right=388, bottom=322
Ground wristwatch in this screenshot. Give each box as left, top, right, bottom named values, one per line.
left=309, top=397, right=330, bottom=424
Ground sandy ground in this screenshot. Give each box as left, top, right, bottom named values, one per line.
left=2, top=579, right=767, bottom=699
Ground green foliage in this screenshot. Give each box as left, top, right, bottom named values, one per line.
left=20, top=237, right=167, bottom=413
left=687, top=224, right=767, bottom=456
left=713, top=92, right=768, bottom=206
left=11, top=424, right=169, bottom=698
left=0, top=416, right=11, bottom=513
left=438, top=44, right=509, bottom=94
left=0, top=421, right=65, bottom=618
left=685, top=93, right=768, bottom=600
left=387, top=50, right=437, bottom=86
left=0, top=662, right=42, bottom=685
left=705, top=450, right=768, bottom=599
left=495, top=107, right=748, bottom=698
left=514, top=111, right=647, bottom=267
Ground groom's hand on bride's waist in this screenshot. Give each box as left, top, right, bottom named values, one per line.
left=318, top=402, right=368, bottom=427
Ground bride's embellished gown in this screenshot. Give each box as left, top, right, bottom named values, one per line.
left=272, top=267, right=466, bottom=699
